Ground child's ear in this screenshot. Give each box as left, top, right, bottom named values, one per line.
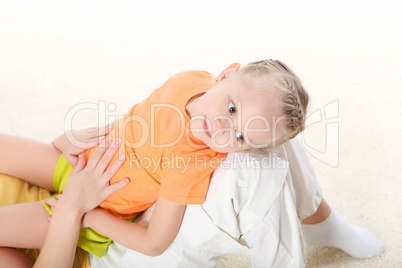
left=216, top=63, right=241, bottom=82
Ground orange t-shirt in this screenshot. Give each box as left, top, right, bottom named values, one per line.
left=83, top=70, right=226, bottom=218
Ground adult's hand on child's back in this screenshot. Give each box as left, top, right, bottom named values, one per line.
left=52, top=124, right=115, bottom=165
left=45, top=135, right=129, bottom=216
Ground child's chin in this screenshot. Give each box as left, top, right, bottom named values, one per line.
left=210, top=147, right=230, bottom=154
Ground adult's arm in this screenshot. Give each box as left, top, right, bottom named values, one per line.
left=35, top=137, right=129, bottom=268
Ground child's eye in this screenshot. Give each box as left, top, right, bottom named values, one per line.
left=229, top=101, right=236, bottom=115
left=235, top=130, right=244, bottom=142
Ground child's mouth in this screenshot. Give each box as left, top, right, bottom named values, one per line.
left=203, top=116, right=211, bottom=137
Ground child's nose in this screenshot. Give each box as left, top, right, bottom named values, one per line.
left=214, top=117, right=233, bottom=132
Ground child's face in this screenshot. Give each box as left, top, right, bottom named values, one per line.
left=187, top=74, right=283, bottom=153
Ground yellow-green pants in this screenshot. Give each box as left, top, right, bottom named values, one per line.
left=41, top=154, right=112, bottom=257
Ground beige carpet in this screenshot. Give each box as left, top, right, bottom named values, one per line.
left=0, top=1, right=401, bottom=267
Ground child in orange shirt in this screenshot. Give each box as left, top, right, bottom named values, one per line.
left=0, top=60, right=309, bottom=260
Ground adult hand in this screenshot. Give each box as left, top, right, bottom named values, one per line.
left=52, top=124, right=115, bottom=165
left=45, top=136, right=129, bottom=216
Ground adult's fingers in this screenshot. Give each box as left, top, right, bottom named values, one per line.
left=72, top=154, right=87, bottom=173
left=64, top=154, right=78, bottom=167
left=44, top=198, right=58, bottom=207
left=100, top=152, right=126, bottom=184
left=97, top=123, right=115, bottom=137
left=96, top=138, right=122, bottom=173
left=81, top=124, right=114, bottom=140
left=77, top=136, right=106, bottom=150
left=86, top=136, right=112, bottom=170
left=105, top=177, right=130, bottom=197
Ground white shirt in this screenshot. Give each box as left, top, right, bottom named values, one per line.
left=90, top=151, right=306, bottom=267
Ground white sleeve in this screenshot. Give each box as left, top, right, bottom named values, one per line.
left=239, top=180, right=306, bottom=267
left=283, top=138, right=323, bottom=220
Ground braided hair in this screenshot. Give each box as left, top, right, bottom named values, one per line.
left=239, top=59, right=309, bottom=148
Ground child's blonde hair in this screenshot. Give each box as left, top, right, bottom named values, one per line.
left=239, top=59, right=309, bottom=148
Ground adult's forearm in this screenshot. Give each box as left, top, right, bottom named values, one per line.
left=34, top=203, right=83, bottom=268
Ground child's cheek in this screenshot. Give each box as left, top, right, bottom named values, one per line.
left=210, top=133, right=233, bottom=153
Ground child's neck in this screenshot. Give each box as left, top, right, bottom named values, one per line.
left=185, top=94, right=202, bottom=119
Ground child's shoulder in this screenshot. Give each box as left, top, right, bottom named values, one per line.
left=158, top=70, right=215, bottom=94
left=168, top=70, right=214, bottom=83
